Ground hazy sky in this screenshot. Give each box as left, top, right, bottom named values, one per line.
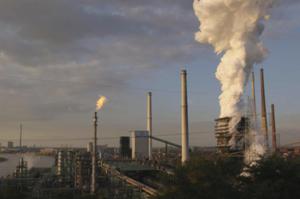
left=0, top=0, right=299, bottom=148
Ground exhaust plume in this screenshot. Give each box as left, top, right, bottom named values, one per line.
left=96, top=96, right=107, bottom=111
left=193, top=0, right=275, bottom=158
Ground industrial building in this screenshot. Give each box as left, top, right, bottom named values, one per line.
left=215, top=117, right=249, bottom=155
left=7, top=141, right=13, bottom=148
left=120, top=136, right=131, bottom=159
left=74, top=151, right=92, bottom=191
left=56, top=150, right=75, bottom=184
left=131, top=131, right=149, bottom=160
left=14, top=157, right=28, bottom=178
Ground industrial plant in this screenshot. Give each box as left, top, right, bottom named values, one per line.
left=0, top=0, right=300, bottom=199
left=0, top=66, right=299, bottom=199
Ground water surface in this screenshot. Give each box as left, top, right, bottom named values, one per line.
left=0, top=153, right=55, bottom=177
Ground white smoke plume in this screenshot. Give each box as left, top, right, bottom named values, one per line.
left=193, top=0, right=275, bottom=158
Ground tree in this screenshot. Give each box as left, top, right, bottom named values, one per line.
left=240, top=155, right=300, bottom=199
left=0, top=186, right=27, bottom=199
left=156, top=155, right=300, bottom=199
left=156, top=156, right=243, bottom=199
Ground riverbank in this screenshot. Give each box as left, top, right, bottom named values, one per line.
left=0, top=157, right=8, bottom=163
left=0, top=154, right=55, bottom=177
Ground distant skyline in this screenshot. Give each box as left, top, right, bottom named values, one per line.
left=0, top=0, right=299, bottom=147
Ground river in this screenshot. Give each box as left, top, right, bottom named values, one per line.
left=0, top=153, right=55, bottom=177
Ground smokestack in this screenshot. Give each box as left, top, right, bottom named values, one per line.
left=91, top=112, right=97, bottom=194
left=251, top=71, right=257, bottom=123
left=181, top=69, right=189, bottom=164
left=19, top=123, right=22, bottom=150
left=271, top=104, right=277, bottom=153
left=147, top=92, right=152, bottom=160
left=260, top=68, right=269, bottom=149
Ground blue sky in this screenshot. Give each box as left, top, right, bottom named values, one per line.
left=0, top=0, right=299, bottom=147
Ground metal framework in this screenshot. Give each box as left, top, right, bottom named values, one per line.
left=215, top=117, right=249, bottom=156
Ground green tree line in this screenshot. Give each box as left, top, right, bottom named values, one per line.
left=156, top=155, right=300, bottom=199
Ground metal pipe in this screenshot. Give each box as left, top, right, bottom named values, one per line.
left=91, top=112, right=97, bottom=194
left=181, top=69, right=189, bottom=163
left=19, top=123, right=22, bottom=150
left=251, top=71, right=257, bottom=123
left=271, top=104, right=277, bottom=152
left=260, top=68, right=269, bottom=149
left=147, top=92, right=152, bottom=160
left=150, top=135, right=181, bottom=148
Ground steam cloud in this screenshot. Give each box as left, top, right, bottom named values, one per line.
left=96, top=96, right=108, bottom=111
left=194, top=0, right=274, bottom=119
left=193, top=0, right=275, bottom=159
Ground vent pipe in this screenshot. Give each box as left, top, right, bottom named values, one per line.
left=147, top=92, right=152, bottom=160
left=271, top=104, right=277, bottom=152
left=181, top=69, right=189, bottom=164
left=260, top=68, right=269, bottom=149
left=91, top=112, right=97, bottom=194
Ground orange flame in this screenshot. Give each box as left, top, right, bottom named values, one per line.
left=96, top=96, right=107, bottom=111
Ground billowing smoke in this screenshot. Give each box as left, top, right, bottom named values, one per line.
left=193, top=0, right=275, bottom=159
left=96, top=96, right=107, bottom=111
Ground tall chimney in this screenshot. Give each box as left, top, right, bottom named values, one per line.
left=19, top=123, right=22, bottom=150
left=251, top=71, right=257, bottom=123
left=181, top=69, right=189, bottom=164
left=147, top=92, right=152, bottom=160
left=260, top=68, right=269, bottom=149
left=91, top=112, right=97, bottom=194
left=271, top=104, right=277, bottom=153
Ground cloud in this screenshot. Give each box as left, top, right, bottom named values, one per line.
left=0, top=0, right=198, bottom=67
left=0, top=0, right=204, bottom=123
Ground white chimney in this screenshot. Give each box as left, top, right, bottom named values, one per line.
left=181, top=69, right=189, bottom=164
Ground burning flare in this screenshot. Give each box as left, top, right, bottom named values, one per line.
left=96, top=96, right=107, bottom=111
